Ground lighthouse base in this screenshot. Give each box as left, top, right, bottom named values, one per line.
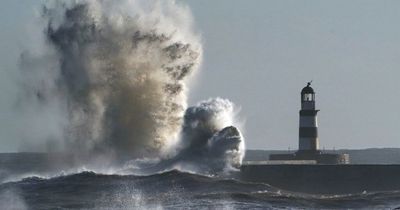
left=269, top=151, right=349, bottom=164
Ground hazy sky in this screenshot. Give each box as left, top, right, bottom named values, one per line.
left=1, top=0, right=400, bottom=152
left=186, top=0, right=400, bottom=150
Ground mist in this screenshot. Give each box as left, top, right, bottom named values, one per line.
left=7, top=0, right=245, bottom=174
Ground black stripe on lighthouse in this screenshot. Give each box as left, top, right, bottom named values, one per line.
left=300, top=110, right=319, bottom=116
left=299, top=127, right=318, bottom=138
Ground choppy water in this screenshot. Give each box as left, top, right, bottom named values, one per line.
left=1, top=169, right=400, bottom=209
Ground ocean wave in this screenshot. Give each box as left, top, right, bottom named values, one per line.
left=1, top=170, right=400, bottom=209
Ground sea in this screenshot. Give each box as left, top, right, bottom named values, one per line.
left=1, top=153, right=400, bottom=209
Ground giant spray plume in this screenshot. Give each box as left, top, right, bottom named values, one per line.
left=20, top=0, right=244, bottom=173
left=40, top=0, right=202, bottom=159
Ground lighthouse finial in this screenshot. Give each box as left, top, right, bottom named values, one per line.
left=307, top=80, right=312, bottom=87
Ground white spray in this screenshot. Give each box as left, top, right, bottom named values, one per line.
left=19, top=0, right=244, bottom=174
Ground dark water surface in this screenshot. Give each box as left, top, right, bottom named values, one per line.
left=1, top=170, right=400, bottom=209
left=1, top=153, right=400, bottom=209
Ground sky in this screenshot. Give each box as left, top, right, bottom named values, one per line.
left=185, top=0, right=400, bottom=150
left=1, top=0, right=400, bottom=151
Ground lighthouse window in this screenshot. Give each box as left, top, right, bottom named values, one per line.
left=304, top=94, right=313, bottom=101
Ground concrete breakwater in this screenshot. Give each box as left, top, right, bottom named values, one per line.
left=240, top=164, right=400, bottom=194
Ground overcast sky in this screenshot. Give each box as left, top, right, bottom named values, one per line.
left=1, top=0, right=400, bottom=152
left=186, top=0, right=400, bottom=150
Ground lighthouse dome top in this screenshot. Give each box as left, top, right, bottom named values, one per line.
left=301, top=82, right=314, bottom=94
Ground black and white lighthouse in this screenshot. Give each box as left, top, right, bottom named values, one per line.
left=298, top=82, right=319, bottom=152
left=268, top=81, right=349, bottom=164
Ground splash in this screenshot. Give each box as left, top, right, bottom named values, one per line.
left=177, top=98, right=244, bottom=171
left=128, top=98, right=245, bottom=174
left=0, top=189, right=27, bottom=210
left=40, top=0, right=202, bottom=159
left=19, top=0, right=244, bottom=173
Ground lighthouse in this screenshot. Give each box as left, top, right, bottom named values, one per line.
left=268, top=81, right=349, bottom=164
left=298, top=82, right=319, bottom=152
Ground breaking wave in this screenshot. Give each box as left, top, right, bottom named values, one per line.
left=1, top=170, right=400, bottom=209
left=19, top=0, right=244, bottom=175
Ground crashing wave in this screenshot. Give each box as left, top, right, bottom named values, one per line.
left=20, top=0, right=244, bottom=174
